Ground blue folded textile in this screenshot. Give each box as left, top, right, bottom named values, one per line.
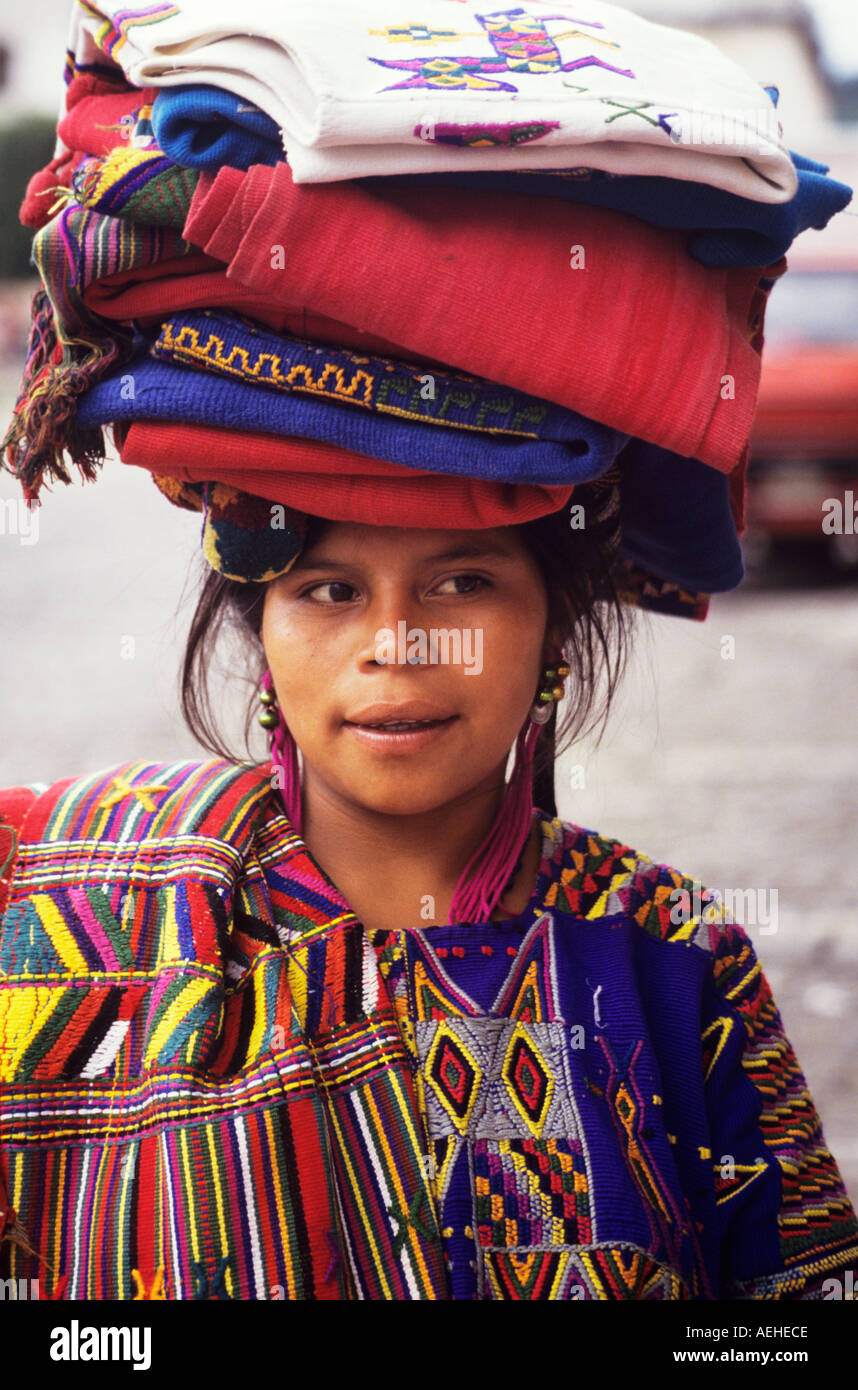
left=151, top=84, right=282, bottom=169
left=76, top=347, right=630, bottom=487
left=148, top=308, right=604, bottom=453
left=150, top=86, right=851, bottom=269
left=617, top=439, right=743, bottom=592
left=376, top=151, right=852, bottom=270
left=76, top=349, right=742, bottom=593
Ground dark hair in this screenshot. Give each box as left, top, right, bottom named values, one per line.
left=180, top=480, right=636, bottom=813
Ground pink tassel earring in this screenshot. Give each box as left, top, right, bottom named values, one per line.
left=259, top=656, right=570, bottom=925
left=448, top=658, right=570, bottom=925
left=258, top=668, right=303, bottom=831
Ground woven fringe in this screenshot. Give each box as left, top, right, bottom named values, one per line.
left=1, top=289, right=116, bottom=501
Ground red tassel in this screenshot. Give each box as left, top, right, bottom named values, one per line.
left=448, top=717, right=541, bottom=925
left=262, top=669, right=302, bottom=830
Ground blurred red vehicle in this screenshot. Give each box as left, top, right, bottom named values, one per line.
left=747, top=219, right=858, bottom=570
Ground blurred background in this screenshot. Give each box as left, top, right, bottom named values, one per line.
left=1, top=1, right=857, bottom=1197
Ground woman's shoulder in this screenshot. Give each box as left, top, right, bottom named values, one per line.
left=0, top=756, right=275, bottom=822
left=535, top=809, right=740, bottom=958
left=0, top=756, right=277, bottom=915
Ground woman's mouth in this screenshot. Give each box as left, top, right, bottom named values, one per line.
left=344, top=715, right=458, bottom=751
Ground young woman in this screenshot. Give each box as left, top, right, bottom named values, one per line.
left=1, top=486, right=855, bottom=1302
left=2, top=0, right=855, bottom=1310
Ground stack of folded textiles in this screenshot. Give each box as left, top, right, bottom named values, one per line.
left=4, top=0, right=853, bottom=616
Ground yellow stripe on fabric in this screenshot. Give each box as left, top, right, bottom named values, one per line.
left=262, top=1108, right=298, bottom=1299
left=248, top=968, right=269, bottom=1064
left=323, top=1099, right=394, bottom=1300
left=361, top=1079, right=439, bottom=1295
left=87, top=1139, right=116, bottom=1298
left=51, top=1146, right=68, bottom=1290
left=178, top=1128, right=202, bottom=1268
left=204, top=1123, right=233, bottom=1297
left=155, top=1135, right=165, bottom=1279
left=27, top=895, right=90, bottom=972
left=157, top=883, right=182, bottom=965
left=10, top=1156, right=24, bottom=1281
left=290, top=949, right=309, bottom=1030
left=725, top=958, right=763, bottom=1001
left=0, top=984, right=75, bottom=1082
left=143, top=976, right=212, bottom=1066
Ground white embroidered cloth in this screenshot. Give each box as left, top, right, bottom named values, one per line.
left=68, top=0, right=797, bottom=198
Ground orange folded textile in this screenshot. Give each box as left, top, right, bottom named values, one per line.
left=117, top=419, right=574, bottom=527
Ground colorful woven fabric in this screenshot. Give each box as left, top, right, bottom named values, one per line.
left=613, top=562, right=711, bottom=622
left=1, top=199, right=195, bottom=501
left=73, top=145, right=199, bottom=227
left=183, top=161, right=786, bottom=473
left=19, top=70, right=158, bottom=231
left=75, top=338, right=630, bottom=487
left=152, top=309, right=625, bottom=458
left=95, top=364, right=742, bottom=595
left=58, top=80, right=159, bottom=164
left=67, top=0, right=797, bottom=196
left=159, top=479, right=309, bottom=583
left=1, top=758, right=855, bottom=1299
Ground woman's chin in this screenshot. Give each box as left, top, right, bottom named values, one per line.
left=339, top=777, right=463, bottom=820
left=361, top=793, right=453, bottom=819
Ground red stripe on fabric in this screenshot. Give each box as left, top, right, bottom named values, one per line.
left=30, top=989, right=112, bottom=1081
left=135, top=1132, right=160, bottom=1290
left=287, top=1094, right=343, bottom=1300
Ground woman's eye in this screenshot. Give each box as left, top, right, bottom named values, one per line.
left=433, top=573, right=489, bottom=596
left=305, top=581, right=358, bottom=603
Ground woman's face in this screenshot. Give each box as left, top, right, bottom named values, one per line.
left=261, top=522, right=551, bottom=818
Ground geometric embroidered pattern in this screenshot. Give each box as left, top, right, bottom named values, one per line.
left=416, top=1018, right=579, bottom=1141
left=474, top=1137, right=591, bottom=1249
left=152, top=311, right=568, bottom=442
left=481, top=1244, right=689, bottom=1301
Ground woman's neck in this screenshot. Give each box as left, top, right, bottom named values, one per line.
left=297, top=767, right=541, bottom=933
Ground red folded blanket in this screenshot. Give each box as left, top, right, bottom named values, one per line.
left=83, top=257, right=437, bottom=362
left=184, top=163, right=781, bottom=473
left=117, top=419, right=574, bottom=527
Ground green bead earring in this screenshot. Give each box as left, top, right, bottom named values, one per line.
left=258, top=684, right=280, bottom=731
left=530, top=661, right=571, bottom=725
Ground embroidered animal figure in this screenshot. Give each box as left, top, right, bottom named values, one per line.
left=370, top=8, right=636, bottom=92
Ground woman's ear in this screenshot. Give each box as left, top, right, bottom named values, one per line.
left=542, top=621, right=568, bottom=668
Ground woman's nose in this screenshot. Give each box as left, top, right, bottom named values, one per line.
left=355, top=586, right=423, bottom=667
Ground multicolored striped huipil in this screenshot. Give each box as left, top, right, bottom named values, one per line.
left=0, top=758, right=855, bottom=1300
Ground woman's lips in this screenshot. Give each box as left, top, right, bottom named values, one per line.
left=344, top=716, right=458, bottom=752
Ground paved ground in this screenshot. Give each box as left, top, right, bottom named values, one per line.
left=2, top=364, right=857, bottom=1202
